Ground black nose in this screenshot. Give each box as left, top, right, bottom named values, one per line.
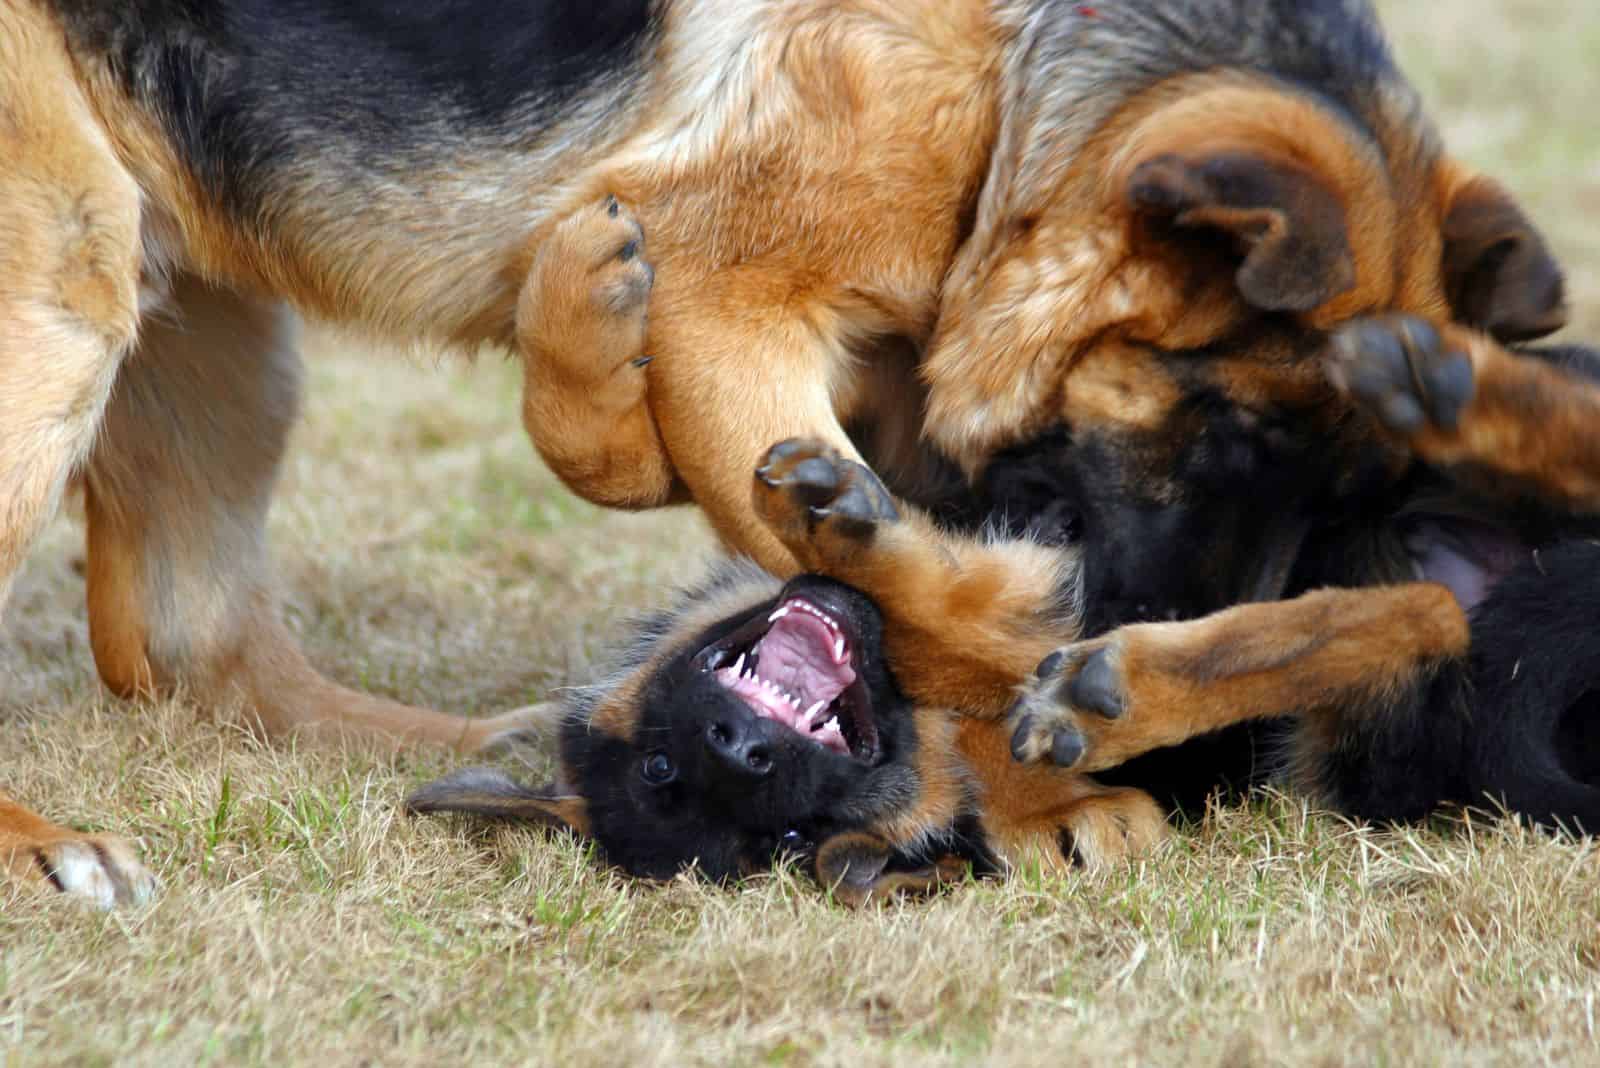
left=704, top=718, right=774, bottom=778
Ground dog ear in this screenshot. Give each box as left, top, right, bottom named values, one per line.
left=1128, top=152, right=1356, bottom=313
left=405, top=766, right=591, bottom=836
left=1442, top=175, right=1566, bottom=342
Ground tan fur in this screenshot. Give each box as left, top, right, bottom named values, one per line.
left=0, top=0, right=1556, bottom=904
left=752, top=446, right=1076, bottom=714
left=0, top=791, right=157, bottom=908
left=920, top=72, right=1476, bottom=475
left=1408, top=325, right=1600, bottom=509
left=746, top=439, right=1173, bottom=893
left=1014, top=584, right=1471, bottom=773
left=956, top=720, right=1168, bottom=874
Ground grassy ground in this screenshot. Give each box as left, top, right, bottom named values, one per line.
left=4, top=3, right=1600, bottom=1064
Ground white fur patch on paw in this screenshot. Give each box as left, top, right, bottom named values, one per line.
left=39, top=838, right=159, bottom=909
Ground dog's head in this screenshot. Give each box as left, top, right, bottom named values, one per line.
left=408, top=561, right=955, bottom=884
left=925, top=3, right=1564, bottom=631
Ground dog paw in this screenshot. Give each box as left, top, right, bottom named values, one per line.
left=1326, top=314, right=1475, bottom=436
left=753, top=438, right=899, bottom=545
left=522, top=195, right=655, bottom=400
left=30, top=835, right=159, bottom=909
left=813, top=831, right=960, bottom=907
left=1007, top=640, right=1127, bottom=768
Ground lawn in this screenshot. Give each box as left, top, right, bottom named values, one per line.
left=4, top=3, right=1599, bottom=1065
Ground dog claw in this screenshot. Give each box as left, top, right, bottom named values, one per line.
left=1009, top=713, right=1036, bottom=762
left=1035, top=650, right=1066, bottom=679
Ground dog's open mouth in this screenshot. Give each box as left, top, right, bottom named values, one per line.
left=697, top=595, right=878, bottom=761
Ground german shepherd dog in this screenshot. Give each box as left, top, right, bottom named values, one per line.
left=987, top=315, right=1600, bottom=833
left=410, top=323, right=1600, bottom=902
left=0, top=0, right=1562, bottom=901
left=411, top=437, right=1173, bottom=906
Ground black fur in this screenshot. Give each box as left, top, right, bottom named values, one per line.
left=985, top=343, right=1600, bottom=832
left=519, top=573, right=970, bottom=883
left=50, top=0, right=658, bottom=222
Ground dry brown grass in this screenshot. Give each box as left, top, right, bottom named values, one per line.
left=5, top=3, right=1600, bottom=1064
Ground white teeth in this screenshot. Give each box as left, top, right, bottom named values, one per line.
left=825, top=716, right=840, bottom=732
left=733, top=653, right=746, bottom=676
left=834, top=637, right=846, bottom=661
left=805, top=701, right=826, bottom=726
left=768, top=606, right=791, bottom=622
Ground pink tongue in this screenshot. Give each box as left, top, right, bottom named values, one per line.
left=754, top=612, right=854, bottom=702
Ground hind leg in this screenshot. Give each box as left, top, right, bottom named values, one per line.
left=83, top=275, right=505, bottom=751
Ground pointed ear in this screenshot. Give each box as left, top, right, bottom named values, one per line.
left=1442, top=175, right=1566, bottom=342
left=1128, top=152, right=1356, bottom=313
left=405, top=766, right=590, bottom=836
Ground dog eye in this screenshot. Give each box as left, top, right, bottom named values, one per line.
left=772, top=829, right=813, bottom=856
left=641, top=751, right=676, bottom=785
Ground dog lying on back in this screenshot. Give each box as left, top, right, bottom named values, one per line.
left=411, top=440, right=1172, bottom=905
left=412, top=314, right=1600, bottom=897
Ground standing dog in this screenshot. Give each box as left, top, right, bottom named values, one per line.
left=0, top=0, right=1560, bottom=900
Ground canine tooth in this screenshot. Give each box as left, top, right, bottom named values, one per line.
left=825, top=715, right=840, bottom=732
left=834, top=637, right=846, bottom=661
left=806, top=701, right=826, bottom=724
left=733, top=653, right=746, bottom=676
left=768, top=606, right=791, bottom=622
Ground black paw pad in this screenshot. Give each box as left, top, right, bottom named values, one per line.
left=1049, top=727, right=1086, bottom=768
left=1067, top=649, right=1125, bottom=719
left=789, top=457, right=844, bottom=506
left=1009, top=713, right=1036, bottom=762
left=1423, top=353, right=1475, bottom=431
left=1035, top=650, right=1066, bottom=680
left=833, top=461, right=900, bottom=522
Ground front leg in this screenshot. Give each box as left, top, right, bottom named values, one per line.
left=1327, top=315, right=1600, bottom=510
left=1, top=793, right=158, bottom=908
left=516, top=196, right=683, bottom=509
left=1008, top=583, right=1469, bottom=770
left=752, top=438, right=1075, bottom=713
left=641, top=272, right=879, bottom=575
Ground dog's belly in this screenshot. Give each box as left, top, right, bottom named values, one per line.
left=1405, top=517, right=1530, bottom=614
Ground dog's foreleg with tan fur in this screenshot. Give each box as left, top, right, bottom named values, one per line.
left=515, top=197, right=688, bottom=509
left=0, top=793, right=159, bottom=908
left=1327, top=315, right=1600, bottom=512
left=749, top=438, right=1081, bottom=714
